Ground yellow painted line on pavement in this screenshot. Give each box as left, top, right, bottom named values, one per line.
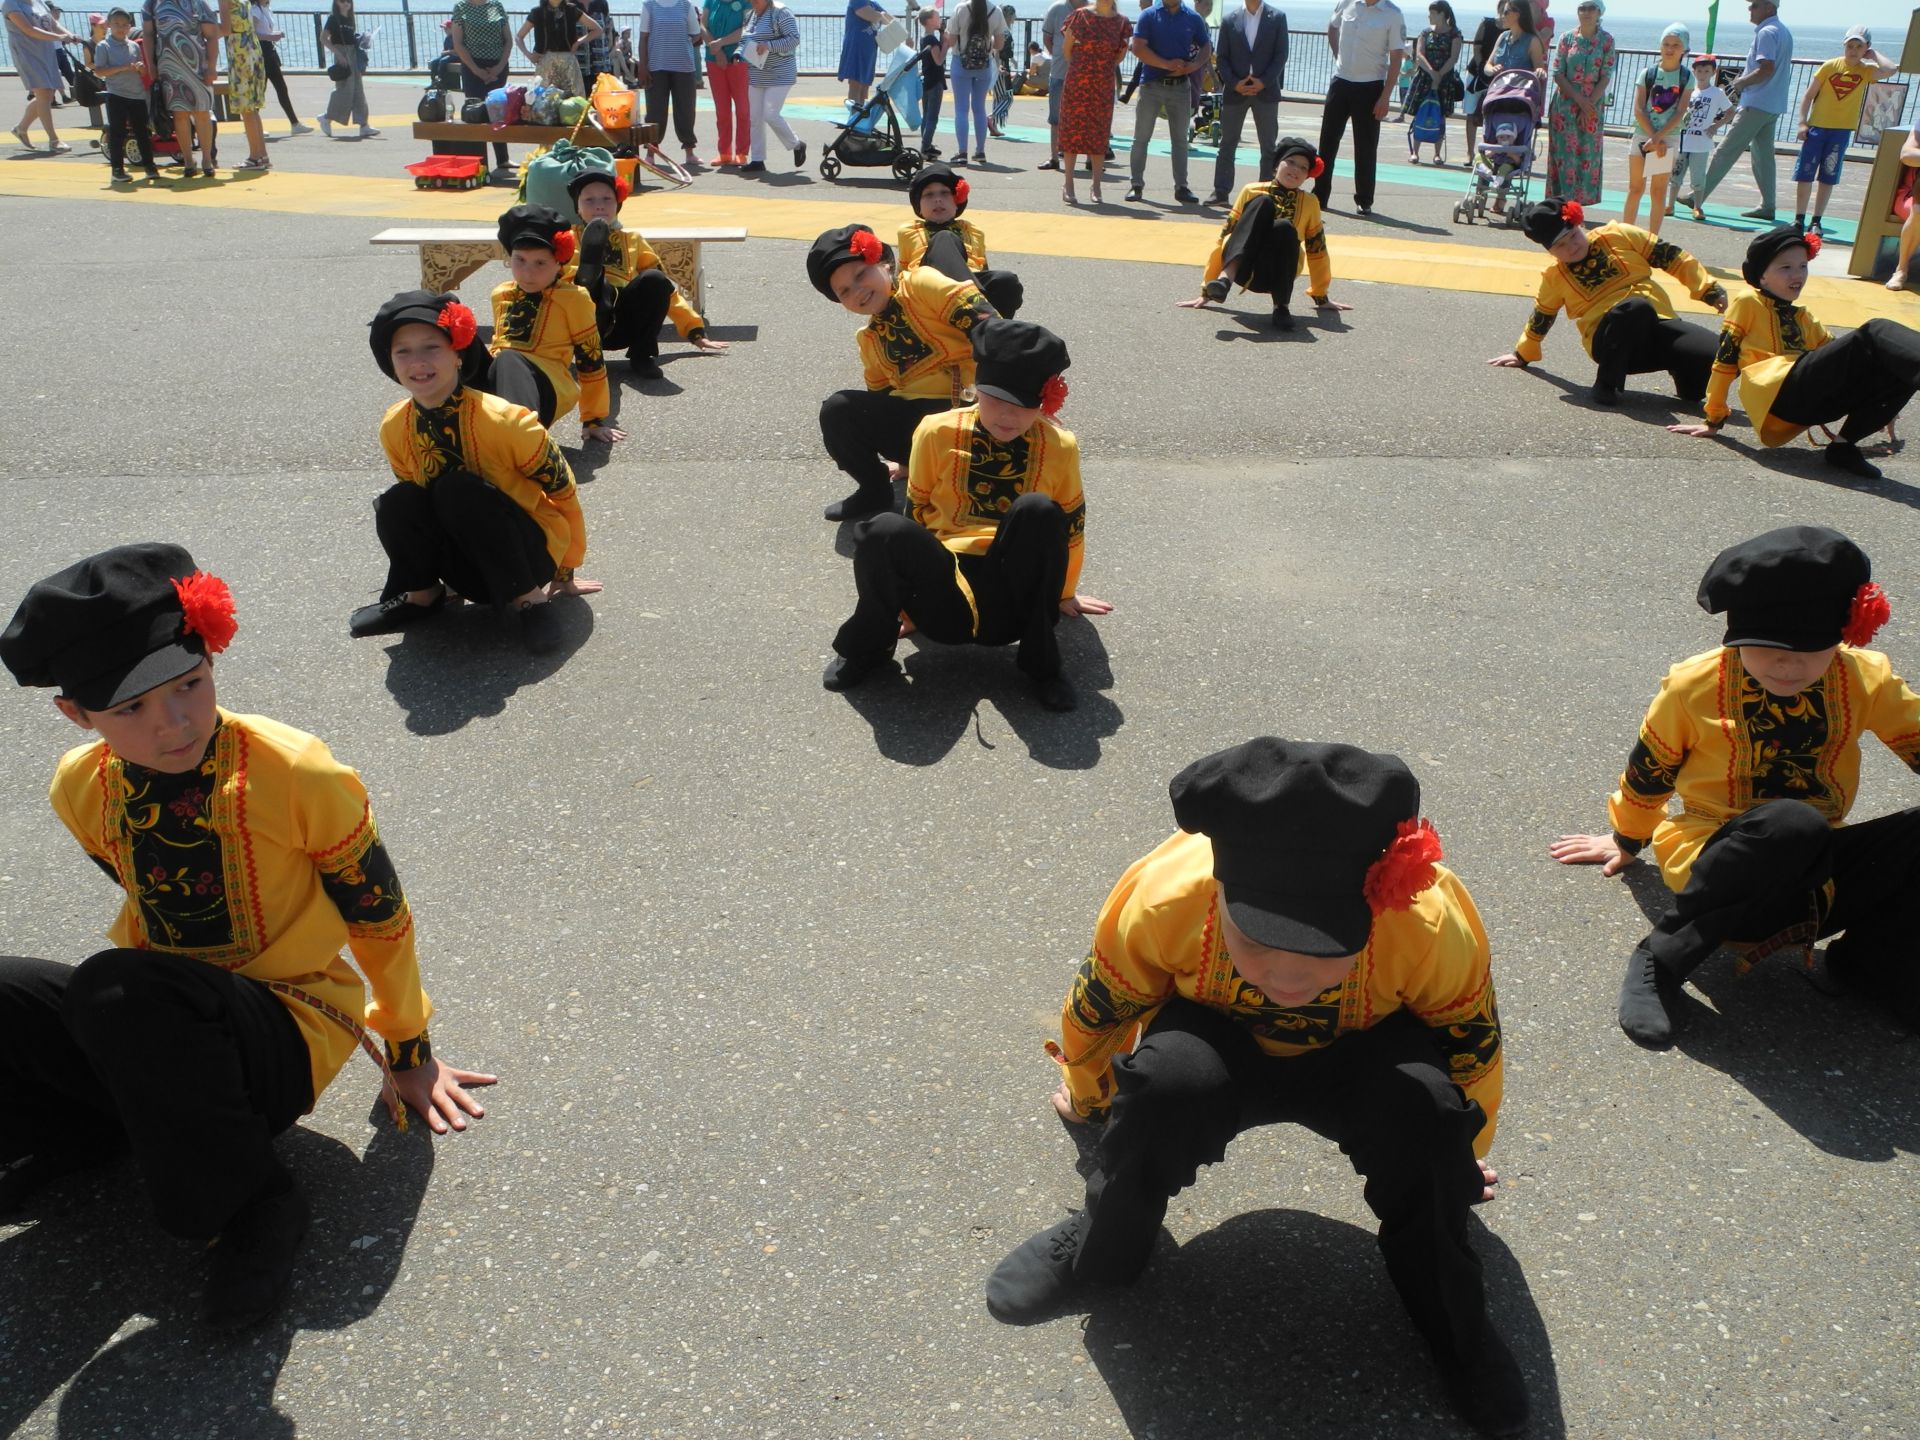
left=5, top=158, right=1915, bottom=327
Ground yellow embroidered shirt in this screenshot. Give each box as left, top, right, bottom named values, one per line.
left=561, top=225, right=706, bottom=338
left=1202, top=182, right=1332, bottom=301
left=1607, top=646, right=1920, bottom=892
left=378, top=385, right=587, bottom=570
left=858, top=266, right=994, bottom=401
left=51, top=711, right=433, bottom=1105
left=1704, top=285, right=1832, bottom=445
left=487, top=279, right=610, bottom=424
left=1514, top=223, right=1719, bottom=362
left=906, top=407, right=1086, bottom=602
left=1052, top=830, right=1504, bottom=1156
left=896, top=217, right=990, bottom=274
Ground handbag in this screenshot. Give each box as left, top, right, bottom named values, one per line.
left=418, top=87, right=447, bottom=122
left=462, top=96, right=492, bottom=123
left=326, top=61, right=352, bottom=81
left=520, top=136, right=615, bottom=212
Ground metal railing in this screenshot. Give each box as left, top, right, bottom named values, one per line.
left=9, top=17, right=1914, bottom=147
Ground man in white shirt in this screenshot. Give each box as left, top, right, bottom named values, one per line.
left=1315, top=0, right=1404, bottom=215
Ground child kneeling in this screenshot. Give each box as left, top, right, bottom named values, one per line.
left=0, top=545, right=495, bottom=1326
left=1180, top=138, right=1350, bottom=330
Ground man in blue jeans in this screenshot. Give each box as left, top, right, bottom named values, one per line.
left=1126, top=0, right=1212, bottom=203
left=1680, top=0, right=1793, bottom=221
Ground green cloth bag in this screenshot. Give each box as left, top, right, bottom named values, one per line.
left=519, top=137, right=616, bottom=217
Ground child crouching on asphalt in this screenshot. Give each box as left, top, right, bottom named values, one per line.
left=1180, top=138, right=1350, bottom=331
left=896, top=162, right=1025, bottom=319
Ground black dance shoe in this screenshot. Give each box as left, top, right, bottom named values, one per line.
left=1617, top=946, right=1684, bottom=1046
left=1202, top=277, right=1230, bottom=304
left=1031, top=672, right=1078, bottom=712
left=986, top=1212, right=1089, bottom=1323
left=823, top=489, right=891, bottom=523
left=349, top=591, right=444, bottom=638
left=822, top=654, right=893, bottom=691
left=575, top=217, right=611, bottom=299
left=1590, top=379, right=1622, bottom=406
left=204, top=1180, right=309, bottom=1329
left=1271, top=304, right=1294, bottom=331
left=1443, top=1322, right=1531, bottom=1438
left=516, top=599, right=563, bottom=655
left=1824, top=441, right=1881, bottom=479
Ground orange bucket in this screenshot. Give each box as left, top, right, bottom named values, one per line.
left=593, top=88, right=636, bottom=130
left=614, top=156, right=639, bottom=188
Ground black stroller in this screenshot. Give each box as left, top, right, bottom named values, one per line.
left=819, top=45, right=924, bottom=183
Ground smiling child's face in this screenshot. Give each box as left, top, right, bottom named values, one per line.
left=55, top=659, right=218, bottom=774
left=829, top=259, right=893, bottom=316
left=390, top=320, right=462, bottom=407
left=1275, top=153, right=1312, bottom=189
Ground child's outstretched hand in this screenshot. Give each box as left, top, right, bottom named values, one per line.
left=1315, top=296, right=1354, bottom=313
left=1060, top=593, right=1112, bottom=617
left=583, top=422, right=627, bottom=443
left=691, top=334, right=730, bottom=353
left=1549, top=832, right=1636, bottom=875
left=393, top=1056, right=497, bottom=1134
left=1175, top=294, right=1214, bottom=309
left=550, top=574, right=604, bottom=597
left=1666, top=421, right=1723, bottom=439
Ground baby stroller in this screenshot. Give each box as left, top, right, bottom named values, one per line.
left=1453, top=67, right=1540, bottom=226
left=820, top=43, right=924, bottom=183
left=1190, top=88, right=1222, bottom=147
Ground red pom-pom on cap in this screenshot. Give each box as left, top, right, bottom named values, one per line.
left=1560, top=200, right=1584, bottom=227
left=1308, top=156, right=1324, bottom=178
left=1803, top=230, right=1824, bottom=258
left=1039, top=374, right=1068, bottom=417
left=1362, top=817, right=1444, bottom=915
left=851, top=228, right=883, bottom=264
left=436, top=300, right=477, bottom=350
left=1842, top=581, right=1891, bottom=648
left=172, top=572, right=238, bottom=656
left=953, top=177, right=970, bottom=205
left=552, top=229, right=576, bottom=265
left=614, top=177, right=631, bottom=204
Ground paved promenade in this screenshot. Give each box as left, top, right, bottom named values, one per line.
left=1, top=77, right=1916, bottom=1440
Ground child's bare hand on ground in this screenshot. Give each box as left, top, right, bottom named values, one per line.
left=392, top=1057, right=497, bottom=1134
left=1316, top=296, right=1354, bottom=313
left=1474, top=1158, right=1499, bottom=1203
left=1176, top=294, right=1215, bottom=309
left=691, top=335, right=730, bottom=353
left=1548, top=832, right=1636, bottom=875
left=583, top=423, right=627, bottom=443
left=1486, top=352, right=1529, bottom=368
left=1667, top=422, right=1722, bottom=439
left=549, top=575, right=604, bottom=596
left=1060, top=593, right=1112, bottom=617
left=1051, top=1081, right=1097, bottom=1125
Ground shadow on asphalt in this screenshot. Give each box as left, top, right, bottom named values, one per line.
left=1074, top=1208, right=1565, bottom=1440
left=377, top=597, right=596, bottom=735
left=835, top=617, right=1122, bottom=768
left=0, top=1116, right=432, bottom=1440
left=1617, top=864, right=1920, bottom=1160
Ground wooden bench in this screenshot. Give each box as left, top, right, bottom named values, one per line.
left=371, top=226, right=747, bottom=314
left=412, top=120, right=661, bottom=153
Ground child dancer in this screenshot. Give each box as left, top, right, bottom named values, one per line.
left=1488, top=197, right=1727, bottom=405
left=896, top=162, right=1024, bottom=318
left=0, top=543, right=496, bottom=1325
left=822, top=317, right=1110, bottom=712
left=986, top=738, right=1524, bottom=1437
left=1179, top=137, right=1350, bottom=330
left=482, top=204, right=625, bottom=443
left=1667, top=227, right=1920, bottom=478
left=566, top=168, right=729, bottom=381
left=1553, top=526, right=1920, bottom=1044
left=807, top=222, right=996, bottom=523
left=352, top=289, right=600, bottom=653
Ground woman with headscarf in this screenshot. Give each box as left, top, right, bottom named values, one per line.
left=1545, top=0, right=1611, bottom=203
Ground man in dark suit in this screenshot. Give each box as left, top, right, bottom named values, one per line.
left=1208, top=0, right=1288, bottom=203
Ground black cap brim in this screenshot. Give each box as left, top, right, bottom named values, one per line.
left=67, top=638, right=205, bottom=712
left=1223, top=887, right=1373, bottom=957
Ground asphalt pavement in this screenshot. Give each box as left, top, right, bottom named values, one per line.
left=0, top=75, right=1916, bottom=1440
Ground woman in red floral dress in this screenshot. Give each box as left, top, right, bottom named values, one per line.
left=1057, top=0, right=1132, bottom=203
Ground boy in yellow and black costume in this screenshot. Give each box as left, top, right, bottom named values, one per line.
left=822, top=317, right=1090, bottom=713
left=986, top=739, right=1526, bottom=1438
left=480, top=203, right=614, bottom=436
left=1193, top=137, right=1339, bottom=330
left=1493, top=197, right=1727, bottom=406
left=1552, top=526, right=1920, bottom=1045
left=565, top=168, right=729, bottom=381
left=896, top=163, right=1024, bottom=319
left=0, top=544, right=494, bottom=1328
left=351, top=289, right=596, bottom=655
left=808, top=223, right=998, bottom=523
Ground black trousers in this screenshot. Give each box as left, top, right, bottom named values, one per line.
left=1589, top=296, right=1716, bottom=399
left=1642, top=801, right=1920, bottom=1012
left=833, top=493, right=1069, bottom=678
left=591, top=268, right=676, bottom=359
left=818, top=390, right=951, bottom=505
left=1313, top=77, right=1384, bottom=209
left=1076, top=999, right=1493, bottom=1368
left=259, top=39, right=300, bottom=120
left=0, top=951, right=311, bottom=1240
left=645, top=69, right=699, bottom=150
left=460, top=61, right=511, bottom=166
left=476, top=350, right=560, bottom=428
left=1220, top=193, right=1300, bottom=305
left=374, top=470, right=557, bottom=606
left=918, top=229, right=1023, bottom=320
left=105, top=93, right=155, bottom=170
left=1772, top=318, right=1920, bottom=443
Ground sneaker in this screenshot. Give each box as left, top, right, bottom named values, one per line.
left=950, top=154, right=968, bottom=166
left=288, top=121, right=314, bottom=135
left=317, top=115, right=333, bottom=138
left=203, top=1181, right=309, bottom=1329
left=1271, top=303, right=1294, bottom=331
left=971, top=151, right=985, bottom=163
left=1202, top=277, right=1230, bottom=304
left=358, top=125, right=381, bottom=138
left=348, top=591, right=444, bottom=638
left=793, top=141, right=807, bottom=167
left=1173, top=187, right=1199, bottom=204
left=824, top=488, right=891, bottom=522
left=1807, top=217, right=1825, bottom=237
left=1442, top=1322, right=1531, bottom=1438
left=575, top=217, right=611, bottom=297
left=516, top=598, right=563, bottom=655
left=142, top=164, right=160, bottom=179
left=821, top=653, right=893, bottom=691
left=1824, top=440, right=1881, bottom=479
left=1617, top=946, right=1684, bottom=1047
left=1356, top=201, right=1374, bottom=216
left=1031, top=672, right=1077, bottom=712
left=110, top=169, right=130, bottom=183
left=1124, top=183, right=1142, bottom=202
left=1204, top=191, right=1229, bottom=205
left=986, top=1213, right=1090, bottom=1323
